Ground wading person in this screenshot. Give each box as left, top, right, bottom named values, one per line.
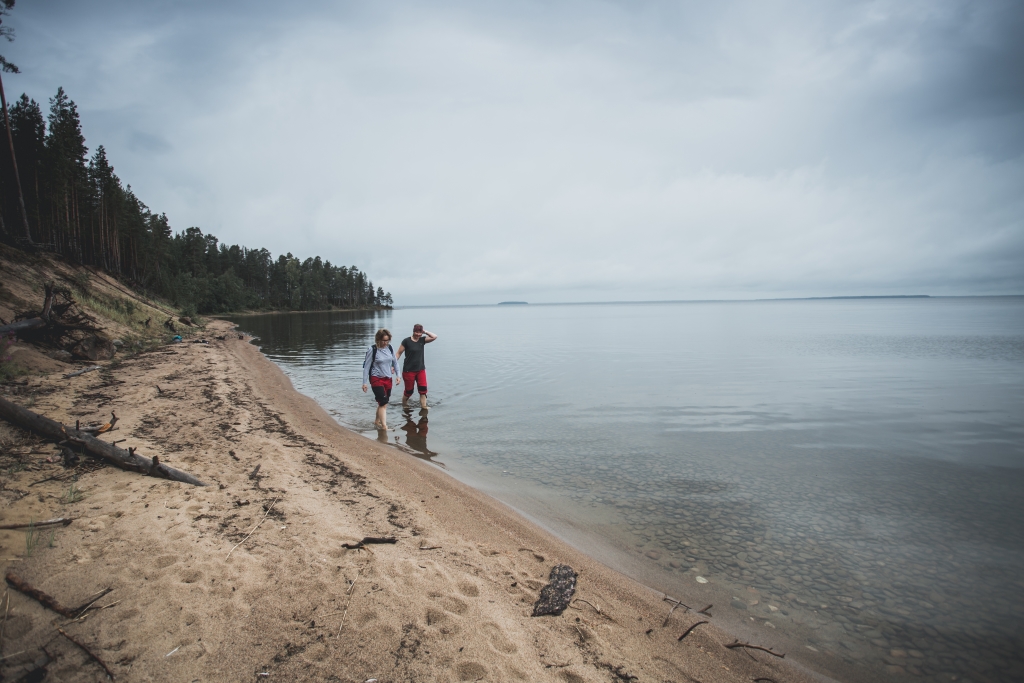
left=397, top=324, right=437, bottom=410
left=362, top=328, right=401, bottom=430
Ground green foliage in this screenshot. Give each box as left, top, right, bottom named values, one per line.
left=0, top=86, right=392, bottom=313
left=61, top=481, right=84, bottom=504
left=24, top=521, right=36, bottom=557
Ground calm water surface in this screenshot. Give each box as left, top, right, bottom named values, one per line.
left=232, top=298, right=1024, bottom=683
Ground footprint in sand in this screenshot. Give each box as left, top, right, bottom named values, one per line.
left=180, top=568, right=203, bottom=584
left=456, top=662, right=487, bottom=681
left=441, top=596, right=469, bottom=615
left=456, top=581, right=479, bottom=597
left=480, top=622, right=517, bottom=654
left=155, top=555, right=179, bottom=569
left=425, top=608, right=447, bottom=626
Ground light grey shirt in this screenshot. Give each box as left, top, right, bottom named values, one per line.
left=363, top=344, right=400, bottom=384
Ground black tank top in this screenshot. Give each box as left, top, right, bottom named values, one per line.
left=402, top=336, right=426, bottom=372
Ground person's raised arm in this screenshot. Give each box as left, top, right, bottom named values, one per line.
left=423, top=330, right=438, bottom=343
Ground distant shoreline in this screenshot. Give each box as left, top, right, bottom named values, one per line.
left=395, top=293, right=1024, bottom=310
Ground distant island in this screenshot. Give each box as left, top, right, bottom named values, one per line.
left=498, top=301, right=529, bottom=305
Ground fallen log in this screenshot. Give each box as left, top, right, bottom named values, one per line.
left=0, top=284, right=55, bottom=337
left=0, top=317, right=45, bottom=337
left=0, top=396, right=206, bottom=486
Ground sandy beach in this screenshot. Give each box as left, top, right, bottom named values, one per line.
left=0, top=319, right=819, bottom=682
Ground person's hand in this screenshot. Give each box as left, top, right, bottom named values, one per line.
left=362, top=384, right=368, bottom=393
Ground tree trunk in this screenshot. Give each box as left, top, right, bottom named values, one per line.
left=0, top=396, right=207, bottom=486
left=0, top=317, right=45, bottom=336
left=0, top=69, right=34, bottom=244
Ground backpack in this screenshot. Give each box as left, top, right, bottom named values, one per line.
left=369, top=344, right=394, bottom=376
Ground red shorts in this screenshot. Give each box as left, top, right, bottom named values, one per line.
left=403, top=370, right=428, bottom=396
left=369, top=376, right=392, bottom=406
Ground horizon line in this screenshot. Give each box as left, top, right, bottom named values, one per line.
left=391, top=293, right=1024, bottom=309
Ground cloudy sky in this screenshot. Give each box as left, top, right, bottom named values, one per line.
left=6, top=0, right=1023, bottom=304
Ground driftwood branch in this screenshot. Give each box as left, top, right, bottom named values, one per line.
left=341, top=536, right=397, bottom=550
left=57, top=627, right=115, bottom=680
left=0, top=396, right=206, bottom=486
left=677, top=620, right=708, bottom=641
left=0, top=518, right=73, bottom=530
left=64, top=366, right=101, bottom=379
left=724, top=640, right=785, bottom=658
left=5, top=571, right=77, bottom=619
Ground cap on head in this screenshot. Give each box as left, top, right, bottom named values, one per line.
left=413, top=324, right=424, bottom=333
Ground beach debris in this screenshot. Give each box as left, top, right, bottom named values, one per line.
left=0, top=396, right=207, bottom=486
left=4, top=573, right=114, bottom=623
left=0, top=518, right=73, bottom=531
left=5, top=572, right=78, bottom=618
left=695, top=576, right=708, bottom=584
left=248, top=464, right=261, bottom=479
left=571, top=598, right=602, bottom=614
left=341, top=537, right=398, bottom=550
left=171, top=335, right=182, bottom=343
left=532, top=565, right=577, bottom=617
left=698, top=604, right=713, bottom=616
left=226, top=498, right=280, bottom=558
left=80, top=411, right=118, bottom=436
left=190, top=339, right=208, bottom=344
left=724, top=640, right=785, bottom=658
left=63, top=365, right=102, bottom=379
left=335, top=569, right=363, bottom=638
left=59, top=627, right=116, bottom=680
left=677, top=620, right=708, bottom=641
left=662, top=596, right=692, bottom=626
left=417, top=545, right=442, bottom=550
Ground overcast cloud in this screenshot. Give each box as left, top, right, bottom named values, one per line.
left=6, top=0, right=1023, bottom=304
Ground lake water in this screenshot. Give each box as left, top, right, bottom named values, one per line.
left=231, top=298, right=1024, bottom=683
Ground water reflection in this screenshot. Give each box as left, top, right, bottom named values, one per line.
left=398, top=407, right=442, bottom=464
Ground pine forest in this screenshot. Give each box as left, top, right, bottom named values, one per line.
left=0, top=87, right=391, bottom=315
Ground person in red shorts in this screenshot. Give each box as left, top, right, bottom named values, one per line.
left=362, top=328, right=401, bottom=430
left=397, top=324, right=437, bottom=410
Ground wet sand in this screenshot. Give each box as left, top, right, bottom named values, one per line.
left=0, top=319, right=823, bottom=682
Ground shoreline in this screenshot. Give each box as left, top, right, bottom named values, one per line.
left=0, top=320, right=818, bottom=682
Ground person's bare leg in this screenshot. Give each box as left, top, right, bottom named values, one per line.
left=376, top=405, right=388, bottom=430
left=420, top=393, right=428, bottom=410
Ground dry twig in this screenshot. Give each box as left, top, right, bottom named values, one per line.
left=5, top=571, right=77, bottom=618
left=724, top=640, right=785, bottom=658
left=336, top=569, right=362, bottom=638
left=341, top=536, right=397, bottom=550
left=58, top=627, right=115, bottom=680
left=226, top=498, right=279, bottom=558
left=0, top=518, right=73, bottom=530
left=677, top=620, right=708, bottom=642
